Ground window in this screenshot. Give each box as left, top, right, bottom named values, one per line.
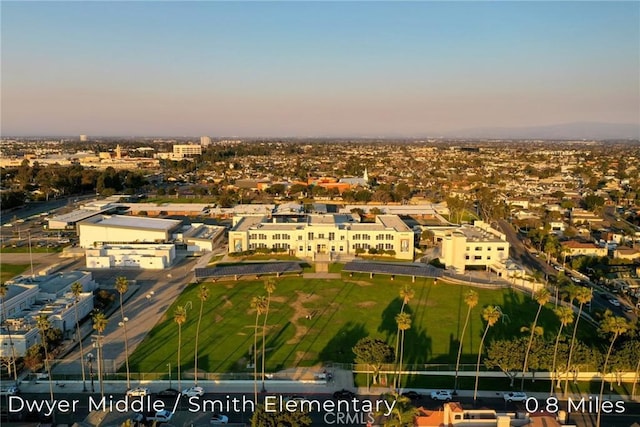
left=385, top=243, right=393, bottom=250
left=297, top=235, right=303, bottom=241
left=465, top=255, right=470, bottom=260
left=308, top=232, right=314, bottom=240
left=353, top=234, right=361, bottom=240
left=318, top=233, right=325, bottom=239
left=250, top=234, right=257, bottom=239
left=377, top=234, right=384, bottom=241
left=259, top=233, right=267, bottom=240
left=386, top=234, right=394, bottom=240
left=331, top=246, right=335, bottom=252
left=329, top=232, right=335, bottom=241
left=282, top=234, right=290, bottom=240
left=340, top=235, right=345, bottom=240
left=487, top=247, right=492, bottom=251
left=497, top=247, right=505, bottom=251
left=474, top=255, right=482, bottom=260
left=307, top=246, right=312, bottom=251
left=487, top=256, right=491, bottom=260
left=299, top=246, right=304, bottom=251
left=274, top=234, right=281, bottom=240
left=475, top=247, right=482, bottom=251
left=340, top=246, right=344, bottom=251
left=363, top=234, right=370, bottom=240
left=376, top=243, right=384, bottom=250
left=466, top=247, right=470, bottom=251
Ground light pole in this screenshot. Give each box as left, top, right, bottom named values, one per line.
left=87, top=353, right=95, bottom=393
left=92, top=336, right=104, bottom=398
left=118, top=317, right=131, bottom=390
left=167, top=363, right=172, bottom=389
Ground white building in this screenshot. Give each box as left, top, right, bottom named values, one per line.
left=200, top=136, right=211, bottom=146
left=86, top=243, right=176, bottom=269
left=441, top=221, right=510, bottom=274
left=229, top=214, right=415, bottom=260
left=173, top=144, right=202, bottom=157
left=78, top=215, right=182, bottom=248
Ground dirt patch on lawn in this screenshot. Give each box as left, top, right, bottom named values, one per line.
left=285, top=291, right=321, bottom=344
left=345, top=280, right=373, bottom=287
left=222, top=296, right=233, bottom=307
left=214, top=314, right=224, bottom=323
left=357, top=301, right=376, bottom=308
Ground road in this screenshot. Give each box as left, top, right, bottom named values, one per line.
left=4, top=391, right=639, bottom=427
left=497, top=219, right=556, bottom=278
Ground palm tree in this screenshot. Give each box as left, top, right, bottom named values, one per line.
left=250, top=296, right=267, bottom=404
left=596, top=315, right=630, bottom=427
left=454, top=289, right=478, bottom=391
left=0, top=282, right=18, bottom=382
left=194, top=285, right=209, bottom=386
left=550, top=306, right=573, bottom=395
left=36, top=314, right=55, bottom=403
left=261, top=279, right=276, bottom=392
left=395, top=312, right=412, bottom=392
left=92, top=311, right=108, bottom=397
left=114, top=276, right=131, bottom=389
left=521, top=287, right=550, bottom=390
left=70, top=282, right=87, bottom=392
left=394, top=284, right=414, bottom=389
left=174, top=305, right=187, bottom=392
left=473, top=306, right=502, bottom=404
left=563, top=286, right=592, bottom=397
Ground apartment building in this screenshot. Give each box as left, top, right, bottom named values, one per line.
left=173, top=144, right=202, bottom=157
left=441, top=221, right=510, bottom=273
left=229, top=214, right=415, bottom=260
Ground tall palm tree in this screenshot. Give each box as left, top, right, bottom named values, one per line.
left=36, top=314, right=55, bottom=403
left=395, top=312, right=412, bottom=392
left=563, top=286, right=592, bottom=397
left=521, top=287, right=550, bottom=390
left=92, top=311, right=108, bottom=397
left=394, top=284, right=414, bottom=389
left=194, top=285, right=209, bottom=386
left=473, top=306, right=502, bottom=403
left=261, top=279, right=276, bottom=391
left=174, top=305, right=187, bottom=392
left=550, top=306, right=573, bottom=395
left=114, top=276, right=131, bottom=390
left=596, top=315, right=630, bottom=427
left=0, top=282, right=18, bottom=382
left=250, top=296, right=267, bottom=404
left=454, top=289, right=478, bottom=391
left=70, top=282, right=87, bottom=392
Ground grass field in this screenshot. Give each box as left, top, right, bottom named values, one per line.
left=128, top=273, right=598, bottom=375
left=1, top=263, right=31, bottom=283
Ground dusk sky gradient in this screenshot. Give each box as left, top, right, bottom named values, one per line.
left=1, top=1, right=639, bottom=137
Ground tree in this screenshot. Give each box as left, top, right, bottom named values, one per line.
left=0, top=282, right=18, bottom=382
left=71, top=282, right=87, bottom=391
left=173, top=305, right=187, bottom=392
left=395, top=312, right=412, bottom=391
left=485, top=337, right=526, bottom=387
left=261, top=279, right=276, bottom=392
left=454, top=290, right=478, bottom=391
left=250, top=296, right=267, bottom=404
left=521, top=288, right=551, bottom=390
left=378, top=392, right=418, bottom=426
left=194, top=285, right=209, bottom=386
left=114, top=276, right=131, bottom=390
left=596, top=315, right=630, bottom=427
left=352, top=337, right=394, bottom=387
left=92, top=311, right=108, bottom=397
left=474, top=306, right=502, bottom=403
left=36, top=315, right=54, bottom=404
left=22, top=344, right=44, bottom=373
left=550, top=306, right=574, bottom=395
left=394, top=284, right=414, bottom=381
left=563, top=286, right=592, bottom=397
left=250, top=403, right=312, bottom=427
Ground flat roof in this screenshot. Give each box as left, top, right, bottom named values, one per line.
left=195, top=262, right=302, bottom=280
left=86, top=215, right=181, bottom=231
left=343, top=261, right=443, bottom=279
left=49, top=208, right=112, bottom=224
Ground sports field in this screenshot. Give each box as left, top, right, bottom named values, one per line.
left=128, top=273, right=596, bottom=374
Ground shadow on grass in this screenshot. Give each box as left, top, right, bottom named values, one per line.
left=318, top=321, right=368, bottom=364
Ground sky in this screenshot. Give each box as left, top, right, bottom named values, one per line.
left=1, top=1, right=639, bottom=138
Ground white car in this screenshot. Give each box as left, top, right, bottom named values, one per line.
left=0, top=386, right=19, bottom=396
left=609, top=299, right=621, bottom=307
left=182, top=386, right=205, bottom=397
left=210, top=413, right=229, bottom=424
left=126, top=387, right=150, bottom=397
left=503, top=392, right=528, bottom=402
left=430, top=390, right=452, bottom=401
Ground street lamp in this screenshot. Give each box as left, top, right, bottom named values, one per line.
left=86, top=353, right=95, bottom=393
left=118, top=317, right=131, bottom=390
left=167, top=363, right=172, bottom=390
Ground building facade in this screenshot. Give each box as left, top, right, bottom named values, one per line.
left=78, top=215, right=182, bottom=248
left=440, top=221, right=510, bottom=273
left=229, top=214, right=415, bottom=260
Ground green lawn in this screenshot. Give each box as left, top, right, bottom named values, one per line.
left=1, top=263, right=30, bottom=283
left=128, top=274, right=598, bottom=375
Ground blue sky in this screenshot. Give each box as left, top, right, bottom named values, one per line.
left=1, top=1, right=638, bottom=137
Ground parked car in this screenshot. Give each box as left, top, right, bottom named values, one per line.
left=210, top=413, right=229, bottom=424
left=401, top=390, right=421, bottom=400
left=127, top=387, right=150, bottom=397
left=333, top=389, right=356, bottom=400
left=157, top=388, right=180, bottom=397
left=134, top=410, right=173, bottom=423
left=430, top=390, right=452, bottom=401
left=0, top=385, right=19, bottom=396
left=182, top=386, right=205, bottom=397
left=609, top=298, right=621, bottom=307
left=503, top=392, right=528, bottom=402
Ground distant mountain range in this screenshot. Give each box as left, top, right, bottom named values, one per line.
left=448, top=122, right=640, bottom=140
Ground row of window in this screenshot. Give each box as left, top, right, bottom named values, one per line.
left=248, top=232, right=400, bottom=242
left=465, top=246, right=506, bottom=252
